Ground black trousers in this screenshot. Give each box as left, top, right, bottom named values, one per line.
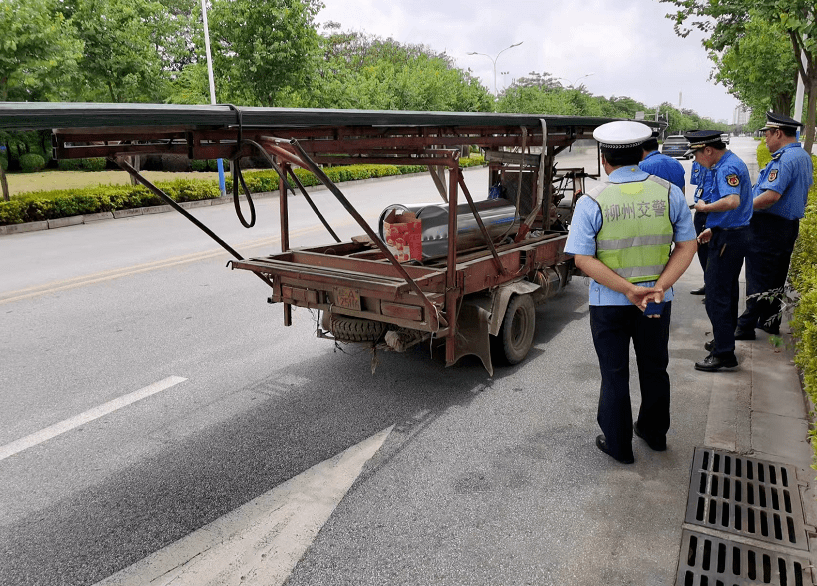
left=704, top=227, right=749, bottom=356
left=694, top=210, right=709, bottom=273
left=590, top=303, right=672, bottom=460
left=737, top=214, right=800, bottom=334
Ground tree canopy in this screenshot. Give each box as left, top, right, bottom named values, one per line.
left=0, top=0, right=82, bottom=102
left=661, top=0, right=817, bottom=150
left=0, top=0, right=733, bottom=134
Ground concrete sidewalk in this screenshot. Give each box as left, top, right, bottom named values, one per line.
left=682, top=298, right=817, bottom=584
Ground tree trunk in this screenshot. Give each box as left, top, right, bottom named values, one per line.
left=0, top=164, right=9, bottom=202
left=803, top=78, right=816, bottom=155
left=774, top=93, right=792, bottom=116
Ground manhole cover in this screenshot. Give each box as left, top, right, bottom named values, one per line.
left=685, top=448, right=809, bottom=551
left=677, top=529, right=814, bottom=586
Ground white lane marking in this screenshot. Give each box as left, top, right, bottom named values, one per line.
left=0, top=376, right=187, bottom=462
left=94, top=425, right=394, bottom=586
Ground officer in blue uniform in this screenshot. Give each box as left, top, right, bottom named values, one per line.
left=566, top=121, right=697, bottom=464
left=685, top=130, right=753, bottom=371
left=689, top=160, right=713, bottom=295
left=639, top=130, right=686, bottom=192
left=735, top=112, right=814, bottom=338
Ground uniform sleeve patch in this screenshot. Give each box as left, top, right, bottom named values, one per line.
left=768, top=169, right=778, bottom=182
left=726, top=174, right=740, bottom=187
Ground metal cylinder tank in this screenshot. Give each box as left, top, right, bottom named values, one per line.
left=378, top=198, right=519, bottom=260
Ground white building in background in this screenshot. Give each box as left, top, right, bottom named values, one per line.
left=733, top=105, right=751, bottom=126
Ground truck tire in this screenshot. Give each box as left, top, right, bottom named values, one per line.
left=328, top=314, right=386, bottom=343
left=491, top=294, right=535, bottom=365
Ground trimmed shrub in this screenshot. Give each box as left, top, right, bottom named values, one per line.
left=57, top=158, right=83, bottom=171
left=20, top=153, right=46, bottom=173
left=80, top=157, right=107, bottom=172
left=190, top=159, right=208, bottom=172
left=161, top=154, right=190, bottom=172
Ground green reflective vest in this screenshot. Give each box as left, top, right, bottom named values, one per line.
left=589, top=175, right=673, bottom=283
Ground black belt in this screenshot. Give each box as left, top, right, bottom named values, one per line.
left=710, top=225, right=748, bottom=232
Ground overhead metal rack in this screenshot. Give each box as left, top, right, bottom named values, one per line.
left=0, top=101, right=621, bottom=131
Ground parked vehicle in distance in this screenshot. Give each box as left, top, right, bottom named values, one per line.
left=661, top=135, right=691, bottom=159
left=721, top=133, right=730, bottom=144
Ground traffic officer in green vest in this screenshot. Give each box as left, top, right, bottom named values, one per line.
left=685, top=130, right=753, bottom=371
left=566, top=121, right=697, bottom=464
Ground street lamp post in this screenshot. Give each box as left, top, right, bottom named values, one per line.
left=201, top=0, right=226, bottom=197
left=467, top=41, right=523, bottom=96
left=556, top=72, right=595, bottom=89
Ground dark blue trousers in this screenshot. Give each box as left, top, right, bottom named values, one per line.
left=704, top=227, right=749, bottom=356
left=590, top=303, right=672, bottom=461
left=737, top=214, right=799, bottom=334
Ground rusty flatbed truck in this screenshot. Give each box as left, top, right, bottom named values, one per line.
left=0, top=103, right=623, bottom=375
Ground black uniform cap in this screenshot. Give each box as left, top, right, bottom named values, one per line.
left=760, top=111, right=803, bottom=131
left=683, top=130, right=723, bottom=156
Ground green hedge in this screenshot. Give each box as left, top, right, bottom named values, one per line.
left=0, top=179, right=220, bottom=224
left=56, top=157, right=109, bottom=171
left=227, top=157, right=483, bottom=193
left=0, top=156, right=486, bottom=225
left=787, top=143, right=817, bottom=425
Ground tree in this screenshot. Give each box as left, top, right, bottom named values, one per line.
left=207, top=0, right=322, bottom=106
left=510, top=71, right=563, bottom=91
left=0, top=0, right=82, bottom=102
left=710, top=13, right=797, bottom=116
left=661, top=0, right=817, bottom=151
left=496, top=85, right=601, bottom=116
left=310, top=29, right=493, bottom=112
left=66, top=0, right=172, bottom=102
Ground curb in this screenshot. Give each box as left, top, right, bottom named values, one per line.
left=0, top=166, right=488, bottom=237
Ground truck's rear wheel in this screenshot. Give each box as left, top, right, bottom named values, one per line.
left=491, top=294, right=535, bottom=365
left=328, top=314, right=386, bottom=343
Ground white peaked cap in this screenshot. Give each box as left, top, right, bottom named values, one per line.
left=593, top=121, right=653, bottom=149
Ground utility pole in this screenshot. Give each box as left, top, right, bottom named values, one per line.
left=201, top=0, right=227, bottom=197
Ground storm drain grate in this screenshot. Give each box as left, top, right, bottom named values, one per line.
left=676, top=529, right=814, bottom=586
left=685, top=448, right=809, bottom=551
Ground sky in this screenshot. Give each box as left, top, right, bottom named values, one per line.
left=316, top=0, right=742, bottom=123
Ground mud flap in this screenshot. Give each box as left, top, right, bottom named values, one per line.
left=453, top=300, right=494, bottom=377
left=489, top=280, right=542, bottom=336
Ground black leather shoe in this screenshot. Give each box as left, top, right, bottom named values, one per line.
left=695, top=354, right=739, bottom=372
left=734, top=328, right=756, bottom=340
left=595, top=435, right=634, bottom=464
left=633, top=423, right=667, bottom=451
left=704, top=340, right=713, bottom=352
left=758, top=323, right=780, bottom=335
left=690, top=286, right=706, bottom=295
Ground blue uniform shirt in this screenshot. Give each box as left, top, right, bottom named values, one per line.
left=691, top=161, right=713, bottom=203
left=705, top=150, right=753, bottom=230
left=753, top=142, right=813, bottom=220
left=639, top=150, right=686, bottom=192
left=565, top=166, right=697, bottom=306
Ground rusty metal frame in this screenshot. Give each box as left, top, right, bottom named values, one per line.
left=46, top=110, right=606, bottom=367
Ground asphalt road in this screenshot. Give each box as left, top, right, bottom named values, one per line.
left=0, top=139, right=760, bottom=585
